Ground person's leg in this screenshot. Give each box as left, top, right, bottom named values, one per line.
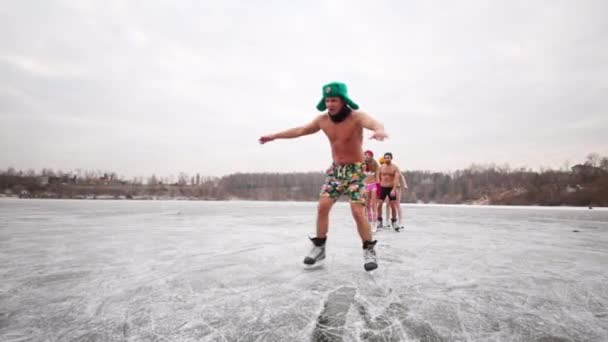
left=390, top=200, right=397, bottom=220
left=396, top=189, right=403, bottom=225
left=347, top=167, right=377, bottom=271
left=316, top=164, right=341, bottom=238
left=376, top=199, right=383, bottom=222
left=354, top=199, right=378, bottom=271
left=304, top=167, right=340, bottom=265
left=304, top=196, right=335, bottom=265
left=364, top=187, right=373, bottom=222
left=346, top=164, right=373, bottom=242
left=376, top=192, right=385, bottom=228
left=389, top=192, right=401, bottom=230
left=368, top=189, right=377, bottom=232
left=351, top=201, right=372, bottom=242
left=385, top=197, right=390, bottom=223
left=377, top=187, right=389, bottom=226
left=316, top=196, right=335, bottom=238
left=363, top=191, right=368, bottom=219
left=370, top=187, right=377, bottom=224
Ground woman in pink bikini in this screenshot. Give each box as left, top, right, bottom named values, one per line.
left=363, top=150, right=380, bottom=227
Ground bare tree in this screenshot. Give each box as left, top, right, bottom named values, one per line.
left=178, top=172, right=189, bottom=186
left=600, top=157, right=608, bottom=171
left=586, top=152, right=601, bottom=167
left=148, top=174, right=159, bottom=186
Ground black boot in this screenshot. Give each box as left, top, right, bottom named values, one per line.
left=391, top=218, right=400, bottom=232
left=303, top=237, right=326, bottom=265
left=362, top=240, right=378, bottom=271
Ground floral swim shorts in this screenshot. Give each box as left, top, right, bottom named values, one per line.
left=320, top=162, right=366, bottom=204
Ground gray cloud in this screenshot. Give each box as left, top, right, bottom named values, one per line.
left=1, top=0, right=607, bottom=177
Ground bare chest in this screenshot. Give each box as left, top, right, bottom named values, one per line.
left=380, top=165, right=397, bottom=176
left=319, top=116, right=362, bottom=143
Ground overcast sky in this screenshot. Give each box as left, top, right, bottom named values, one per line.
left=1, top=0, right=607, bottom=178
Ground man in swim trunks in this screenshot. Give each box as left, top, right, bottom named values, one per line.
left=259, top=82, right=388, bottom=271
left=377, top=152, right=402, bottom=231
left=379, top=156, right=408, bottom=229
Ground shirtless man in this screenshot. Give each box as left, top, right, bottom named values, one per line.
left=377, top=152, right=401, bottom=231
left=259, top=82, right=388, bottom=271
left=381, top=160, right=408, bottom=228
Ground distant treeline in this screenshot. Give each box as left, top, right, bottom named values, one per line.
left=1, top=153, right=607, bottom=206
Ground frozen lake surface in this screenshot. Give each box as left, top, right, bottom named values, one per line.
left=0, top=199, right=607, bottom=341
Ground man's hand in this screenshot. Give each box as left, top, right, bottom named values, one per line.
left=369, top=130, right=388, bottom=141
left=259, top=135, right=274, bottom=144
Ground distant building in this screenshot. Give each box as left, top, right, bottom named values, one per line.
left=37, top=175, right=77, bottom=185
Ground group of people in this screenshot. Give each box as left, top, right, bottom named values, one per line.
left=259, top=81, right=403, bottom=272
left=362, top=150, right=407, bottom=232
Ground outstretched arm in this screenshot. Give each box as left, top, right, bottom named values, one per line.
left=259, top=117, right=321, bottom=144
left=357, top=111, right=388, bottom=141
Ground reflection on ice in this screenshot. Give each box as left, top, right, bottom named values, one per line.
left=0, top=199, right=607, bottom=341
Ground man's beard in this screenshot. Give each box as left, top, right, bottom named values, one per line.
left=328, top=105, right=352, bottom=123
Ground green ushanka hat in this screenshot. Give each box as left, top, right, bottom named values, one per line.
left=316, top=82, right=359, bottom=111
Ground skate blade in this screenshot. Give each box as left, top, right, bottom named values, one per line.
left=303, top=259, right=325, bottom=270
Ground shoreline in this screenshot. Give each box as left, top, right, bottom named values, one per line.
left=1, top=195, right=604, bottom=209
